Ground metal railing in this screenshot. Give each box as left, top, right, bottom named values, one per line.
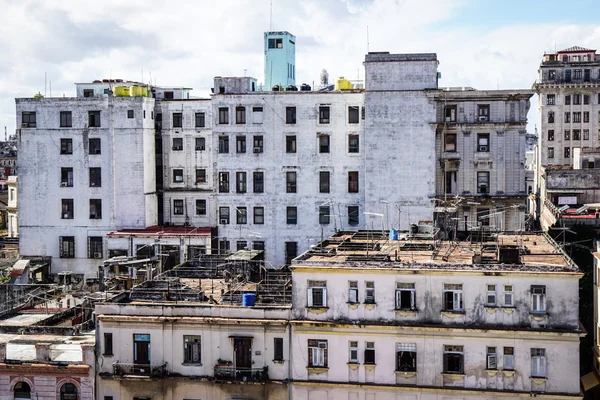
left=113, top=361, right=168, bottom=377
left=213, top=365, right=268, bottom=382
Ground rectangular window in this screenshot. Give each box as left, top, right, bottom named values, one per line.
left=348, top=134, right=359, bottom=153
left=564, top=147, right=571, bottom=158
left=364, top=342, right=375, bottom=365
left=445, top=133, right=457, bottom=152
left=59, top=236, right=75, bottom=258
left=396, top=282, right=416, bottom=310
left=365, top=281, right=375, bottom=304
left=62, top=199, right=74, bottom=219
left=287, top=206, right=297, bottom=224
left=103, top=333, right=113, bottom=356
left=60, top=138, right=73, bottom=155
left=319, top=106, right=330, bottom=124
left=286, top=107, right=296, bottom=124
left=318, top=134, right=330, bottom=153
left=253, top=135, right=264, bottom=153
left=486, top=284, right=496, bottom=306
left=531, top=348, right=547, bottom=378
left=307, top=280, right=327, bottom=307
left=584, top=111, right=589, bottom=123
left=286, top=135, right=297, bottom=153
left=319, top=206, right=330, bottom=225
left=286, top=171, right=297, bottom=193
left=349, top=341, right=359, bottom=363
left=477, top=171, right=489, bottom=194
left=196, top=169, right=206, bottom=183
left=285, top=241, right=297, bottom=264
left=236, top=207, right=247, bottom=224
left=443, top=345, right=464, bottom=374
left=348, top=281, right=358, bottom=303
left=565, top=129, right=571, bottom=140
left=196, top=199, right=207, bottom=215
left=503, top=285, right=514, bottom=307
left=89, top=199, right=102, bottom=219
left=565, top=112, right=571, bottom=123
left=274, top=338, right=284, bottom=361
left=173, top=199, right=184, bottom=215
left=219, top=172, right=229, bottom=193
left=88, top=111, right=101, bottom=127
left=574, top=94, right=582, bottom=105
left=319, top=171, right=330, bottom=193
left=308, top=339, right=328, bottom=367
left=219, top=136, right=229, bottom=153
left=396, top=343, right=417, bottom=372
left=253, top=206, right=264, bottom=224
left=504, top=347, right=514, bottom=370
left=445, top=105, right=457, bottom=122
left=486, top=347, right=497, bottom=370
left=253, top=241, right=265, bottom=251
left=195, top=112, right=205, bottom=128
left=477, top=104, right=490, bottom=121
left=253, top=171, right=264, bottom=193
left=219, top=239, right=230, bottom=253
left=88, top=236, right=103, bottom=258
left=477, top=133, right=489, bottom=152
left=22, top=111, right=36, bottom=128
left=548, top=111, right=554, bottom=123
left=443, top=284, right=463, bottom=311
left=547, top=130, right=554, bottom=141
left=126, top=109, right=134, bottom=119
left=236, top=172, right=247, bottom=193
left=548, top=70, right=556, bottom=80
left=574, top=129, right=581, bottom=140
left=172, top=137, right=183, bottom=151
left=565, top=95, right=571, bottom=105
left=548, top=147, right=554, bottom=159
left=584, top=94, right=590, bottom=105
left=83, top=89, right=94, bottom=97
left=89, top=138, right=101, bottom=154
left=584, top=129, right=589, bottom=140
left=60, top=111, right=72, bottom=127
left=348, top=171, right=359, bottom=193
left=195, top=137, right=206, bottom=151
left=236, top=136, right=247, bottom=153
left=236, top=106, right=246, bottom=124
left=219, top=207, right=230, bottom=224
left=61, top=167, right=73, bottom=187
left=218, top=107, right=229, bottom=124
left=478, top=208, right=490, bottom=227
left=252, top=106, right=263, bottom=124
left=531, top=285, right=546, bottom=313
left=183, top=335, right=202, bottom=364
left=546, top=94, right=555, bottom=105
left=348, top=205, right=359, bottom=226
left=573, top=112, right=581, bottom=123
left=173, top=169, right=184, bottom=183
left=348, top=106, right=359, bottom=124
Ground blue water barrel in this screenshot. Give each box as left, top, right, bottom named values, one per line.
left=242, top=293, right=256, bottom=307
left=389, top=230, right=399, bottom=240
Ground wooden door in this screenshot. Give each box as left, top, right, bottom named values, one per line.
left=234, top=338, right=252, bottom=369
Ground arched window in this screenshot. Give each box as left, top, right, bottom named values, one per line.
left=14, top=382, right=31, bottom=399
left=60, top=383, right=78, bottom=400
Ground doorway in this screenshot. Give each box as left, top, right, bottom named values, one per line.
left=234, top=337, right=252, bottom=374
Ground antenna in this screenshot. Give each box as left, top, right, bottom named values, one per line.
left=44, top=72, right=47, bottom=97
left=366, top=26, right=369, bottom=53
left=269, top=0, right=273, bottom=31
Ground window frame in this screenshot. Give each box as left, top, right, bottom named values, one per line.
left=218, top=171, right=229, bottom=193
left=173, top=169, right=184, bottom=184
left=286, top=107, right=297, bottom=124
left=60, top=111, right=72, bottom=128
left=348, top=134, right=359, bottom=153
left=395, top=282, right=416, bottom=310
left=183, top=335, right=202, bottom=365
left=253, top=171, right=264, bottom=193
left=348, top=205, right=359, bottom=226
left=196, top=199, right=207, bottom=216
left=195, top=112, right=206, bottom=128
left=253, top=206, right=264, bottom=224
left=308, top=339, right=328, bottom=367
left=443, top=284, right=464, bottom=312
left=286, top=206, right=297, bottom=225
left=396, top=343, right=417, bottom=372
left=348, top=106, right=360, bottom=124
left=319, top=106, right=330, bottom=124
left=443, top=345, right=464, bottom=374
left=307, top=280, right=327, bottom=308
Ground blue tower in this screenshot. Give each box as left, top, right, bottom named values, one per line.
left=264, top=31, right=296, bottom=90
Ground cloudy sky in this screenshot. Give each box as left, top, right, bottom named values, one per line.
left=1, top=0, right=599, bottom=136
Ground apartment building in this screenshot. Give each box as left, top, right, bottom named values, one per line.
left=434, top=89, right=533, bottom=233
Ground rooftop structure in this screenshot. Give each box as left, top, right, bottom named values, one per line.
left=264, top=31, right=296, bottom=90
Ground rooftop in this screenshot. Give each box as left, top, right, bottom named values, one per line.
left=365, top=52, right=437, bottom=62
left=557, top=46, right=596, bottom=53
left=106, top=225, right=212, bottom=237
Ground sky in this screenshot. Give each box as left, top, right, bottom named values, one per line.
left=1, top=0, right=599, bottom=137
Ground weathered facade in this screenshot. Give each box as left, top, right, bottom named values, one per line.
left=7, top=175, right=18, bottom=238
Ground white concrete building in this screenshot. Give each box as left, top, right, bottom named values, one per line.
left=6, top=175, right=18, bottom=238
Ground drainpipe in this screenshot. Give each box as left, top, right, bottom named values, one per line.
left=287, top=320, right=292, bottom=400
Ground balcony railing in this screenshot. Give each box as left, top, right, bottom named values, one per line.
left=113, top=361, right=168, bottom=377
left=213, top=365, right=269, bottom=382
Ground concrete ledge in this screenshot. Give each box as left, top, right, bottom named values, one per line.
left=306, top=307, right=328, bottom=314
left=364, top=303, right=376, bottom=311
left=502, top=370, right=515, bottom=377
left=347, top=363, right=359, bottom=370
left=395, top=371, right=417, bottom=378
left=307, top=366, right=329, bottom=375
left=347, top=302, right=359, bottom=310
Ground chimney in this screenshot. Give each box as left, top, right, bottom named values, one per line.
left=35, top=343, right=51, bottom=362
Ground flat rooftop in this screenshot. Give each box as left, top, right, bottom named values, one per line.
left=106, top=225, right=212, bottom=237
left=293, top=231, right=577, bottom=273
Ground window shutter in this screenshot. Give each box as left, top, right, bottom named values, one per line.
left=307, top=288, right=313, bottom=307
left=487, top=354, right=497, bottom=369
left=322, top=288, right=327, bottom=307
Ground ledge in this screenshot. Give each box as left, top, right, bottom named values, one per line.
left=395, top=371, right=417, bottom=378
left=441, top=373, right=465, bottom=381
left=306, top=307, right=329, bottom=314
left=395, top=309, right=418, bottom=317
left=272, top=360, right=285, bottom=364
left=307, top=366, right=329, bottom=374
left=363, top=303, right=376, bottom=311
left=347, top=302, right=359, bottom=310
left=484, top=306, right=498, bottom=314
left=364, top=363, right=376, bottom=371
left=181, top=363, right=203, bottom=366
left=530, top=376, right=547, bottom=384
left=484, top=369, right=498, bottom=376
left=347, top=363, right=359, bottom=370
left=530, top=312, right=548, bottom=321
left=501, top=307, right=516, bottom=314
left=441, top=311, right=465, bottom=319
left=502, top=369, right=515, bottom=377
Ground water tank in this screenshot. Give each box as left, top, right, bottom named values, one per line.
left=131, top=86, right=144, bottom=97
left=335, top=77, right=352, bottom=90
left=114, top=86, right=131, bottom=97
left=410, top=224, right=419, bottom=234
left=242, top=293, right=256, bottom=307
left=286, top=85, right=298, bottom=91
left=389, top=230, right=399, bottom=240
left=300, top=83, right=311, bottom=91
left=272, top=85, right=280, bottom=92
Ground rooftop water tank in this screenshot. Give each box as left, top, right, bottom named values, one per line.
left=335, top=77, right=352, bottom=91
left=300, top=83, right=311, bottom=91
left=242, top=293, right=256, bottom=307
left=114, top=86, right=131, bottom=97
left=272, top=85, right=281, bottom=92
left=286, top=85, right=298, bottom=91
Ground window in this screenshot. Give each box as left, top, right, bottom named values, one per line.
left=307, top=280, right=327, bottom=307
left=195, top=137, right=206, bottom=151
left=348, top=205, right=359, bottom=226
left=286, top=135, right=297, bottom=153
left=548, top=147, right=554, bottom=158
left=103, top=333, right=113, bottom=356
left=253, top=135, right=263, bottom=153
left=573, top=112, right=581, bottom=123
left=574, top=94, right=582, bottom=105
left=219, top=136, right=229, bottom=153
left=546, top=94, right=555, bottom=105
left=236, top=136, right=246, bottom=153
left=477, top=171, right=489, bottom=194
left=396, top=282, right=416, bottom=310
left=584, top=129, right=589, bottom=140
left=285, top=241, right=297, bottom=264
left=88, top=236, right=103, bottom=258
left=236, top=106, right=246, bottom=124
left=348, top=134, right=359, bottom=153
left=173, top=169, right=184, bottom=183
left=318, top=134, right=330, bottom=153
left=319, top=106, right=330, bottom=124
left=219, top=239, right=230, bottom=253
left=252, top=106, right=263, bottom=123
left=348, top=281, right=358, bottom=303
left=396, top=343, right=417, bottom=372
left=274, top=338, right=284, bottom=361
left=218, top=107, right=229, bottom=124
left=286, top=171, right=297, bottom=193
left=547, top=111, right=554, bottom=124
left=443, top=345, right=464, bottom=374
left=564, top=147, right=571, bottom=158
left=574, top=129, right=581, bottom=140
left=219, top=207, right=230, bottom=224
left=444, top=133, right=457, bottom=152
left=348, top=106, right=359, bottom=123
left=443, top=284, right=463, bottom=311
left=308, top=339, right=328, bottom=367
left=349, top=341, right=359, bottom=363
left=365, top=281, right=375, bottom=304
left=173, top=199, right=184, bottom=215
left=253, top=241, right=265, bottom=251
left=236, top=207, right=247, bottom=224
left=61, top=167, right=73, bottom=187
left=125, top=109, right=133, bottom=119
left=531, top=348, right=547, bottom=378
left=287, top=206, right=297, bottom=224
left=60, top=383, right=77, bottom=400
left=87, top=167, right=101, bottom=187
left=62, top=199, right=74, bottom=219
left=89, top=138, right=101, bottom=154
left=319, top=206, right=330, bottom=225
left=364, top=342, right=375, bottom=364
left=584, top=94, right=590, bottom=105
left=88, top=111, right=101, bottom=127
left=89, top=199, right=102, bottom=219
left=318, top=171, right=330, bottom=193
left=184, top=335, right=202, bottom=364
left=477, top=104, right=490, bottom=121
left=195, top=169, right=206, bottom=183
left=548, top=70, right=556, bottom=80
left=219, top=172, right=229, bottom=192
left=584, top=112, right=589, bottom=123
left=253, top=206, right=264, bottom=224
left=531, top=285, right=546, bottom=313
left=253, top=171, right=264, bottom=193
left=565, top=95, right=571, bottom=105
left=22, top=111, right=36, bottom=128
left=236, top=172, right=247, bottom=193
left=574, top=69, right=583, bottom=80
left=172, top=137, right=183, bottom=151
left=486, top=284, right=496, bottom=306
left=60, top=236, right=75, bottom=258
left=237, top=241, right=248, bottom=252
left=547, top=130, right=554, bottom=141
left=486, top=347, right=497, bottom=370
left=504, top=347, right=514, bottom=370
left=196, top=199, right=206, bottom=215
left=477, top=133, right=489, bottom=152
left=195, top=112, right=205, bottom=127
left=445, top=105, right=457, bottom=122
left=564, top=129, right=571, bottom=140
left=268, top=38, right=283, bottom=49
left=286, top=107, right=296, bottom=124
left=83, top=89, right=94, bottom=97
left=60, top=111, right=72, bottom=127
left=503, top=285, right=514, bottom=307
left=565, top=112, right=571, bottom=123
left=60, top=139, right=73, bottom=154
left=348, top=171, right=359, bottom=193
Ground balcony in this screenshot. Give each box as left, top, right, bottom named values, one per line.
left=213, top=365, right=269, bottom=382
left=112, top=361, right=168, bottom=378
